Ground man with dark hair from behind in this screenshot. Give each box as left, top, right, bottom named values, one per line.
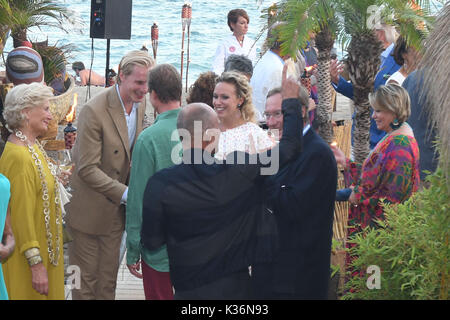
left=126, top=64, right=182, bottom=300
left=224, top=54, right=254, bottom=80
left=140, top=64, right=304, bottom=299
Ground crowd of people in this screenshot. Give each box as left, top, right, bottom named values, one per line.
left=0, top=7, right=437, bottom=300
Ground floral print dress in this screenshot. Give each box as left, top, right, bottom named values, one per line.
left=344, top=134, right=420, bottom=270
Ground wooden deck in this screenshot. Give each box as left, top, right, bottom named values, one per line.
left=64, top=251, right=145, bottom=300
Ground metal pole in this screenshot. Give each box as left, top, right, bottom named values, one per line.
left=105, top=38, right=110, bottom=87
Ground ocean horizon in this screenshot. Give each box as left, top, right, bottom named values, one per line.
left=2, top=0, right=277, bottom=87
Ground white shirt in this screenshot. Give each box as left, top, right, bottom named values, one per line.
left=116, top=84, right=139, bottom=204
left=250, top=50, right=285, bottom=120
left=215, top=122, right=275, bottom=161
left=386, top=70, right=406, bottom=86
left=116, top=84, right=138, bottom=148
left=212, top=34, right=257, bottom=75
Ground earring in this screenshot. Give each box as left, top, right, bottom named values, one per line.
left=390, top=119, right=401, bottom=130
left=237, top=104, right=241, bottom=109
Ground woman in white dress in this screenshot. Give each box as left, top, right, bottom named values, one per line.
left=212, top=9, right=257, bottom=75
left=213, top=71, right=275, bottom=160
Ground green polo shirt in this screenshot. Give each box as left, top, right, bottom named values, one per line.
left=126, top=108, right=181, bottom=272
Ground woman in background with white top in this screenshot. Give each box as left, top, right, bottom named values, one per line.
left=213, top=71, right=275, bottom=160
left=386, top=37, right=421, bottom=86
left=212, top=9, right=257, bottom=75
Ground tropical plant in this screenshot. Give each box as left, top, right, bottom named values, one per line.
left=264, top=0, right=436, bottom=163
left=342, top=166, right=449, bottom=300
left=264, top=0, right=337, bottom=144
left=32, top=41, right=75, bottom=84
left=0, top=0, right=79, bottom=55
left=420, top=2, right=450, bottom=182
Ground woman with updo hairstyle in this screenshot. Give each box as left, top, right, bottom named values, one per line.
left=186, top=71, right=218, bottom=108
left=331, top=83, right=420, bottom=274
left=211, top=8, right=257, bottom=75
left=0, top=82, right=65, bottom=299
left=213, top=71, right=275, bottom=160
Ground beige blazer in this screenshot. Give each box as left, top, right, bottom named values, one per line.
left=66, top=86, right=147, bottom=235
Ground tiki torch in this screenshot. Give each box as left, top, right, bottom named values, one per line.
left=64, top=93, right=77, bottom=150
left=185, top=3, right=192, bottom=92
left=151, top=22, right=159, bottom=60
left=181, top=2, right=191, bottom=83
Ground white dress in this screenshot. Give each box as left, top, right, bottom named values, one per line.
left=215, top=122, right=275, bottom=161
left=212, top=34, right=257, bottom=75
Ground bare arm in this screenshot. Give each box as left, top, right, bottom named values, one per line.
left=0, top=206, right=15, bottom=262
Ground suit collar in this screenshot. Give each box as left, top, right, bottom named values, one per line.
left=105, top=87, right=146, bottom=160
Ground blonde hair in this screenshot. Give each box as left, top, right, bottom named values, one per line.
left=3, top=82, right=54, bottom=131
left=216, top=71, right=256, bottom=123
left=369, top=84, right=411, bottom=123
left=117, top=50, right=155, bottom=85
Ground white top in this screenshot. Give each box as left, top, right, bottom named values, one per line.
left=116, top=84, right=138, bottom=148
left=250, top=50, right=285, bottom=121
left=386, top=70, right=406, bottom=86
left=215, top=122, right=275, bottom=161
left=212, top=34, right=257, bottom=75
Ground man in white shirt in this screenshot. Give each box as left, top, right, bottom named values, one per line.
left=250, top=23, right=290, bottom=121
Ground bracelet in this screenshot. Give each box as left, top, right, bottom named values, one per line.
left=24, top=247, right=40, bottom=259
left=27, top=255, right=43, bottom=267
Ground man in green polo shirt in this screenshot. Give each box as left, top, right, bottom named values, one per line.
left=126, top=64, right=182, bottom=300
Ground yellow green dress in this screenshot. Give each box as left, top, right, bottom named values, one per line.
left=0, top=142, right=64, bottom=300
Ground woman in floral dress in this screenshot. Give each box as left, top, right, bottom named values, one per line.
left=331, top=84, right=420, bottom=272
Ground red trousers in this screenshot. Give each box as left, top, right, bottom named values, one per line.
left=142, top=260, right=173, bottom=300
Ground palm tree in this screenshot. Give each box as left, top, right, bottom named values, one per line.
left=270, top=0, right=436, bottom=163
left=0, top=0, right=13, bottom=54
left=0, top=0, right=79, bottom=53
left=420, top=2, right=450, bottom=181
left=270, top=0, right=337, bottom=144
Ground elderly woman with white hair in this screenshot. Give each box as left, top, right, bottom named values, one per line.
left=0, top=82, right=65, bottom=300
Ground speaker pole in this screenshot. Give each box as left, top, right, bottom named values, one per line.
left=105, top=38, right=111, bottom=87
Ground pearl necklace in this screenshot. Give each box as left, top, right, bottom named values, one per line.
left=15, top=130, right=62, bottom=266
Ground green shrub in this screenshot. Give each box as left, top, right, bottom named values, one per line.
left=343, top=167, right=449, bottom=300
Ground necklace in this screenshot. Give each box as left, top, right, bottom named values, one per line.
left=15, top=130, right=62, bottom=266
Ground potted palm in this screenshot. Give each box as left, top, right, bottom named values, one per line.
left=0, top=0, right=78, bottom=55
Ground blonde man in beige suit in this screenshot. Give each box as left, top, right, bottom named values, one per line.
left=66, top=50, right=155, bottom=300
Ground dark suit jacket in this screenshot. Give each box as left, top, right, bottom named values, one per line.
left=255, top=129, right=337, bottom=299
left=402, top=70, right=438, bottom=181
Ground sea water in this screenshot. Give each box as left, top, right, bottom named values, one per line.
left=3, top=0, right=277, bottom=87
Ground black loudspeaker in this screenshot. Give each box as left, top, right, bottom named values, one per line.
left=90, top=0, right=132, bottom=39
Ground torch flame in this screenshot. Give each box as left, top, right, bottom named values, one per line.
left=305, top=66, right=314, bottom=72
left=330, top=141, right=338, bottom=147
left=66, top=93, right=77, bottom=123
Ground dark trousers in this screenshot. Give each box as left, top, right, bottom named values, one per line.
left=174, top=270, right=252, bottom=300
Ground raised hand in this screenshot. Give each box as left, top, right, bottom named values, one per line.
left=281, top=63, right=301, bottom=100
left=330, top=59, right=344, bottom=85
